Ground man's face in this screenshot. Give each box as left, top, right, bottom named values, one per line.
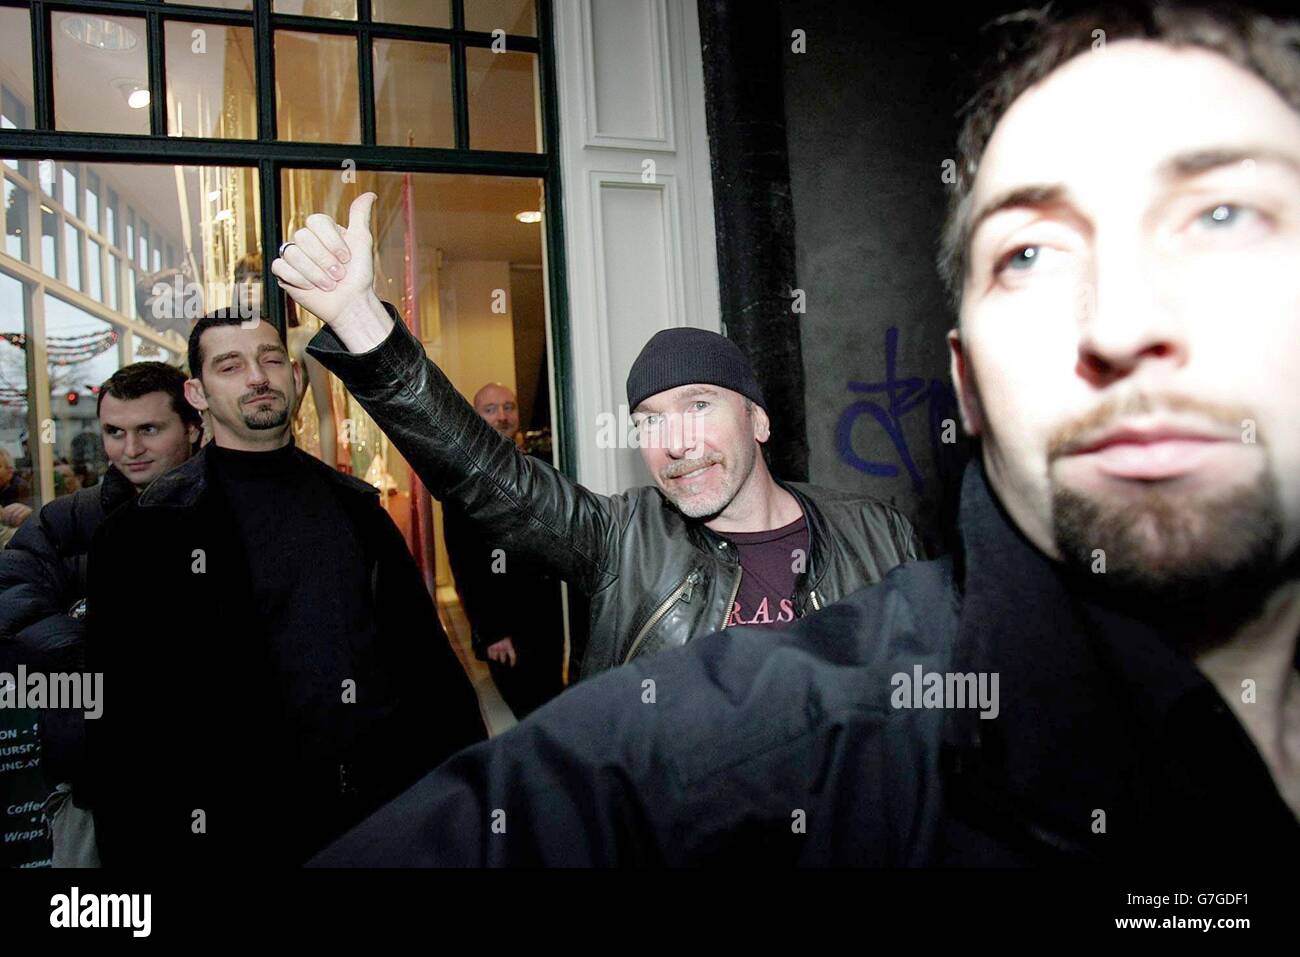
left=633, top=384, right=768, bottom=519
left=0, top=458, right=13, bottom=490
left=951, top=42, right=1300, bottom=604
left=99, top=391, right=198, bottom=488
left=474, top=384, right=519, bottom=439
left=184, top=320, right=300, bottom=447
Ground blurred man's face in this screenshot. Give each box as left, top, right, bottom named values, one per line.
left=184, top=320, right=300, bottom=448
left=633, top=384, right=768, bottom=519
left=951, top=42, right=1300, bottom=605
left=474, top=384, right=519, bottom=439
left=100, top=391, right=198, bottom=488
left=0, top=457, right=13, bottom=490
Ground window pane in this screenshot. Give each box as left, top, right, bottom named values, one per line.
left=466, top=48, right=540, bottom=153
left=65, top=221, right=82, bottom=292
left=0, top=273, right=32, bottom=508
left=88, top=240, right=104, bottom=301
left=107, top=254, right=120, bottom=310
left=63, top=167, right=80, bottom=219
left=276, top=31, right=359, bottom=143
left=274, top=0, right=358, bottom=19
left=280, top=169, right=549, bottom=492
left=465, top=0, right=536, bottom=37
left=4, top=180, right=31, bottom=263
left=52, top=13, right=151, bottom=135
left=105, top=191, right=118, bottom=246
left=41, top=205, right=59, bottom=279
left=374, top=40, right=454, bottom=149
left=166, top=21, right=258, bottom=139
left=85, top=171, right=101, bottom=233
left=44, top=294, right=120, bottom=493
left=39, top=160, right=56, bottom=198
left=0, top=7, right=34, bottom=130
left=167, top=0, right=254, bottom=10
left=372, top=0, right=450, bottom=28
left=1, top=156, right=267, bottom=494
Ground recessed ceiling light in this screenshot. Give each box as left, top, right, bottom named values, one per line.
left=61, top=15, right=140, bottom=52
left=515, top=210, right=542, bottom=224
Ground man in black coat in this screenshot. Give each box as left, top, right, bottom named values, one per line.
left=443, top=382, right=566, bottom=720
left=0, top=362, right=202, bottom=865
left=83, top=312, right=486, bottom=867
left=303, top=2, right=1299, bottom=865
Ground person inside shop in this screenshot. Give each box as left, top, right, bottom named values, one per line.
left=81, top=310, right=486, bottom=867
left=443, top=382, right=567, bottom=721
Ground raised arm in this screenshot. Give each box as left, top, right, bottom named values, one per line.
left=273, top=193, right=621, bottom=594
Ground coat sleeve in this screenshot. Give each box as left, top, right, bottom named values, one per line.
left=370, top=496, right=488, bottom=756
left=307, top=304, right=624, bottom=598
left=307, top=613, right=860, bottom=867
left=0, top=500, right=86, bottom=674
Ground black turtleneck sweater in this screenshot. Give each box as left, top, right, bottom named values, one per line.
left=207, top=441, right=383, bottom=763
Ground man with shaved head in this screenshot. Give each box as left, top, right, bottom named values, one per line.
left=443, top=381, right=566, bottom=719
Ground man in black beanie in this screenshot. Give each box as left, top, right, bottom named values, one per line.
left=271, top=196, right=922, bottom=676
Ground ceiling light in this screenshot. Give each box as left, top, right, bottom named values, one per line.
left=515, top=210, right=542, bottom=224
left=61, top=16, right=140, bottom=52
left=112, top=79, right=150, bottom=109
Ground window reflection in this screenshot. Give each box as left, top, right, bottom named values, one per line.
left=166, top=21, right=258, bottom=139
left=274, top=0, right=358, bottom=20
left=2, top=157, right=261, bottom=505
left=52, top=12, right=151, bottom=135
left=372, top=0, right=451, bottom=29
left=374, top=39, right=454, bottom=149
left=0, top=6, right=34, bottom=131
left=275, top=31, right=360, bottom=143
left=465, top=0, right=537, bottom=37
left=466, top=48, right=540, bottom=153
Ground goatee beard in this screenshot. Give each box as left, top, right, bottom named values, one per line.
left=1051, top=469, right=1283, bottom=647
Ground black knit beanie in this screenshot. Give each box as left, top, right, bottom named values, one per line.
left=626, top=327, right=766, bottom=411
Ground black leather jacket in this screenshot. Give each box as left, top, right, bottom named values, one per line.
left=308, top=305, right=924, bottom=677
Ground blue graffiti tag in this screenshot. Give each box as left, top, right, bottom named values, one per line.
left=835, top=326, right=959, bottom=493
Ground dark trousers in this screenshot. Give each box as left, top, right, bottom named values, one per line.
left=486, top=631, right=566, bottom=720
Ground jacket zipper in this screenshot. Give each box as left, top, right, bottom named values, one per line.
left=809, top=589, right=822, bottom=611
left=718, top=569, right=742, bottom=632
left=622, top=569, right=703, bottom=665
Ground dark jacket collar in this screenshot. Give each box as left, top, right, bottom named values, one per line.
left=941, top=459, right=1290, bottom=858
left=138, top=443, right=377, bottom=509
left=98, top=462, right=139, bottom=513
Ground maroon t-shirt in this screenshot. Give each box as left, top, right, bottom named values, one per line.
left=723, top=515, right=810, bottom=629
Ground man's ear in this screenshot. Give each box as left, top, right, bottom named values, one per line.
left=184, top=378, right=209, bottom=413
left=291, top=356, right=305, bottom=400
left=947, top=328, right=984, bottom=437
left=752, top=404, right=771, bottom=443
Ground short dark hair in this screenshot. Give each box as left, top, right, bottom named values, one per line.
left=938, top=1, right=1300, bottom=310
left=187, top=310, right=276, bottom=381
left=96, top=361, right=202, bottom=431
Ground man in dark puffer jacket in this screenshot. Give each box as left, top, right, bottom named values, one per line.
left=0, top=362, right=201, bottom=865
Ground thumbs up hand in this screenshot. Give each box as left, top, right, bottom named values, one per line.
left=271, top=191, right=395, bottom=352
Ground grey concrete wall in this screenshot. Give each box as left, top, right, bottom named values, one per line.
left=780, top=2, right=990, bottom=549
